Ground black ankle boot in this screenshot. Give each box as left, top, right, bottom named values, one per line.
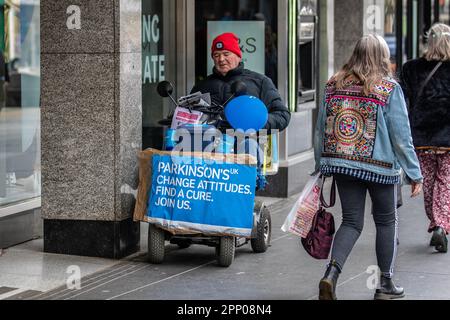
left=319, top=260, right=341, bottom=300
left=431, top=227, right=448, bottom=253
left=430, top=233, right=437, bottom=246
left=374, top=276, right=405, bottom=300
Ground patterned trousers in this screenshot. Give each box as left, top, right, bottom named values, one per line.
left=418, top=152, right=450, bottom=234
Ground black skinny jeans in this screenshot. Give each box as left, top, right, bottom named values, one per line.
left=331, top=174, right=398, bottom=278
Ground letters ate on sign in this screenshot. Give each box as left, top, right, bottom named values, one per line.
left=142, top=14, right=165, bottom=84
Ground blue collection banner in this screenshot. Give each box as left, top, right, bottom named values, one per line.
left=147, top=155, right=257, bottom=237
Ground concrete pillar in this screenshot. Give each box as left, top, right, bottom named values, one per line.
left=41, top=0, right=141, bottom=259
left=319, top=0, right=330, bottom=93
left=334, top=0, right=364, bottom=71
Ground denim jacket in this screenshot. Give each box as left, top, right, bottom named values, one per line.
left=314, top=78, right=423, bottom=184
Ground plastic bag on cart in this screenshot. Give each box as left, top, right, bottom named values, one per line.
left=281, top=172, right=324, bottom=238
left=170, top=107, right=203, bottom=129
left=262, top=134, right=279, bottom=176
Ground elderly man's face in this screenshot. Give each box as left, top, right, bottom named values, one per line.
left=212, top=50, right=241, bottom=76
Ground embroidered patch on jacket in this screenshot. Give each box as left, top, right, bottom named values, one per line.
left=325, top=79, right=396, bottom=105
left=322, top=79, right=396, bottom=167
left=372, top=80, right=396, bottom=104
left=324, top=97, right=378, bottom=158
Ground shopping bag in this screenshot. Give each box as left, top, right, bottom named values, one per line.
left=281, top=172, right=323, bottom=238
left=301, top=177, right=336, bottom=259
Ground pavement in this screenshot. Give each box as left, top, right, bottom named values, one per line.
left=1, top=173, right=450, bottom=300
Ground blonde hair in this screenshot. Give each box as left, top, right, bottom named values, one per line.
left=424, top=23, right=450, bottom=61
left=333, top=34, right=392, bottom=95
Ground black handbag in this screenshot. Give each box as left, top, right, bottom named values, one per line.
left=301, top=177, right=336, bottom=260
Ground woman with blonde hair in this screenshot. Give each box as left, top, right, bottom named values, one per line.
left=314, top=34, right=423, bottom=300
left=400, top=23, right=450, bottom=253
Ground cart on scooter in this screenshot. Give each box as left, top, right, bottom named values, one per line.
left=139, top=81, right=278, bottom=267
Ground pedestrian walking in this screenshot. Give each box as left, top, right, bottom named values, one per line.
left=400, top=23, right=450, bottom=253
left=314, top=34, right=423, bottom=300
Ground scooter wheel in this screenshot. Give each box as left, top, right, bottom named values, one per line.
left=216, top=236, right=235, bottom=267
left=251, top=206, right=271, bottom=253
left=148, top=224, right=165, bottom=264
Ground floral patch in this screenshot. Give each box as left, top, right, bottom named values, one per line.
left=324, top=97, right=378, bottom=158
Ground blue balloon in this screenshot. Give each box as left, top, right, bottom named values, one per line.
left=224, top=95, right=268, bottom=131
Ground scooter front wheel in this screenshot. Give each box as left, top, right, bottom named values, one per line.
left=216, top=236, right=235, bottom=267
left=251, top=205, right=271, bottom=253
left=148, top=224, right=165, bottom=264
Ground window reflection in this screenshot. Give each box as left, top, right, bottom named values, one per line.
left=440, top=0, right=450, bottom=24
left=384, top=0, right=398, bottom=72
left=0, top=0, right=40, bottom=207
left=297, top=0, right=317, bottom=104
left=142, top=0, right=176, bottom=150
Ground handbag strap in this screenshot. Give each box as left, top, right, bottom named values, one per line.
left=415, top=61, right=442, bottom=107
left=320, top=177, right=336, bottom=209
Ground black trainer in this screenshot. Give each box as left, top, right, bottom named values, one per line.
left=374, top=276, right=405, bottom=300
left=319, top=260, right=341, bottom=300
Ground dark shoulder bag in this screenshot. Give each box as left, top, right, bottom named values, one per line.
left=301, top=177, right=336, bottom=260
left=415, top=61, right=443, bottom=106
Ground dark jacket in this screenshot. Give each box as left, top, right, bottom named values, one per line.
left=400, top=58, right=450, bottom=149
left=191, top=64, right=291, bottom=132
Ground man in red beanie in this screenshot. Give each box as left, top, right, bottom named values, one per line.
left=191, top=32, right=290, bottom=133
left=211, top=32, right=243, bottom=76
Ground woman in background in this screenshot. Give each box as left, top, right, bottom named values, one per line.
left=400, top=23, right=450, bottom=253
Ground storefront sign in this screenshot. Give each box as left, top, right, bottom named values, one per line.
left=207, top=21, right=265, bottom=75
left=142, top=12, right=165, bottom=84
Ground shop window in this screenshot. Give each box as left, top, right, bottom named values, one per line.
left=363, top=0, right=407, bottom=73
left=142, top=0, right=176, bottom=150
left=297, top=0, right=318, bottom=106
left=429, top=0, right=450, bottom=24
left=439, top=0, right=450, bottom=24
left=384, top=0, right=399, bottom=71
left=0, top=0, right=41, bottom=207
left=422, top=0, right=450, bottom=51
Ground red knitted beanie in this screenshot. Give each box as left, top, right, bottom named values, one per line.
left=211, top=32, right=242, bottom=58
